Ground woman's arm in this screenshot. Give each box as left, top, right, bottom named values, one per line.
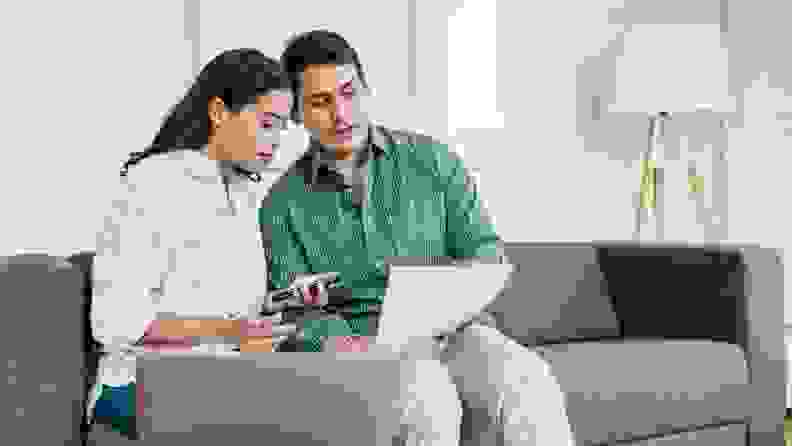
left=93, top=174, right=277, bottom=347
left=91, top=173, right=167, bottom=353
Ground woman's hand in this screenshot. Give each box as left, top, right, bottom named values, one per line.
left=142, top=319, right=241, bottom=343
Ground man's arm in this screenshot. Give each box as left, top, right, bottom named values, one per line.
left=430, top=141, right=505, bottom=262
left=428, top=141, right=509, bottom=332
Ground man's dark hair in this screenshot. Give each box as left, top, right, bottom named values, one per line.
left=280, top=30, right=367, bottom=119
left=121, top=48, right=289, bottom=176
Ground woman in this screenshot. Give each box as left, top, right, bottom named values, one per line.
left=89, top=48, right=356, bottom=439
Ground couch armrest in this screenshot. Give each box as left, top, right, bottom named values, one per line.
left=739, top=246, right=786, bottom=445
left=0, top=254, right=86, bottom=444
left=597, top=243, right=786, bottom=444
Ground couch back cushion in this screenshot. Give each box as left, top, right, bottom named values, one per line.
left=484, top=243, right=621, bottom=346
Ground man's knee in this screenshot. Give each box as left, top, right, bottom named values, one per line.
left=398, top=359, right=461, bottom=442
left=443, top=324, right=559, bottom=416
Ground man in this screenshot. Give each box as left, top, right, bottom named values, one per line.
left=262, top=30, right=575, bottom=445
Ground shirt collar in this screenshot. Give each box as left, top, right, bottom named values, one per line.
left=311, top=124, right=390, bottom=169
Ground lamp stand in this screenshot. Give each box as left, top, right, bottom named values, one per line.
left=634, top=112, right=671, bottom=242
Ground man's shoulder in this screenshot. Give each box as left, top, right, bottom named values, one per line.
left=379, top=126, right=460, bottom=175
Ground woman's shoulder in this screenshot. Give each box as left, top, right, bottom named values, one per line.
left=118, top=150, right=211, bottom=207
left=124, top=149, right=208, bottom=186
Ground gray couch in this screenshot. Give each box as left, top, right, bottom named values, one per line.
left=0, top=242, right=785, bottom=445
left=482, top=242, right=785, bottom=445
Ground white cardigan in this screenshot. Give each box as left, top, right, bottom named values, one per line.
left=89, top=131, right=308, bottom=416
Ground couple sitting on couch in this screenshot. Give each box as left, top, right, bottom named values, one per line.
left=90, top=30, right=575, bottom=445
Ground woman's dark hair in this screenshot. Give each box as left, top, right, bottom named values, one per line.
left=121, top=48, right=289, bottom=176
left=280, top=30, right=367, bottom=121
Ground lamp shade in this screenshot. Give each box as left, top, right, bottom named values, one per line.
left=608, top=24, right=736, bottom=114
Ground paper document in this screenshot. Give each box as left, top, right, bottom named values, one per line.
left=376, top=263, right=513, bottom=353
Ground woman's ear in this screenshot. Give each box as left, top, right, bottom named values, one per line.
left=207, top=96, right=228, bottom=129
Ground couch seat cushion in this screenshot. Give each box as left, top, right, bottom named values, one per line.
left=534, top=339, right=750, bottom=445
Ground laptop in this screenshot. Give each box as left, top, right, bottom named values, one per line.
left=136, top=352, right=405, bottom=444
left=375, top=262, right=513, bottom=354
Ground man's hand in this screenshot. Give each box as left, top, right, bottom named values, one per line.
left=262, top=272, right=340, bottom=313
left=434, top=311, right=498, bottom=342
left=292, top=272, right=339, bottom=306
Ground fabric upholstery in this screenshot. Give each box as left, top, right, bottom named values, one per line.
left=618, top=423, right=746, bottom=446
left=534, top=339, right=750, bottom=445
left=0, top=255, right=85, bottom=445
left=596, top=244, right=786, bottom=444
left=485, top=244, right=621, bottom=347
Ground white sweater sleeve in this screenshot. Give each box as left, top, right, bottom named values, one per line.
left=91, top=172, right=166, bottom=354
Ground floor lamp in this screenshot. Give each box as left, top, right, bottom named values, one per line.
left=608, top=24, right=736, bottom=243
left=635, top=111, right=670, bottom=241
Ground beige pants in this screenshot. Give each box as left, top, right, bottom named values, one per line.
left=438, top=324, right=577, bottom=446
left=396, top=357, right=462, bottom=445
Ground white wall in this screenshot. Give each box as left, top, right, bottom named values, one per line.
left=455, top=0, right=639, bottom=243
left=198, top=0, right=449, bottom=137
left=0, top=1, right=193, bottom=257
left=726, top=0, right=792, bottom=324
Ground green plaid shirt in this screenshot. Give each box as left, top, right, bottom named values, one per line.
left=260, top=125, right=503, bottom=342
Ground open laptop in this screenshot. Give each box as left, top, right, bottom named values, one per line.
left=136, top=352, right=406, bottom=444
